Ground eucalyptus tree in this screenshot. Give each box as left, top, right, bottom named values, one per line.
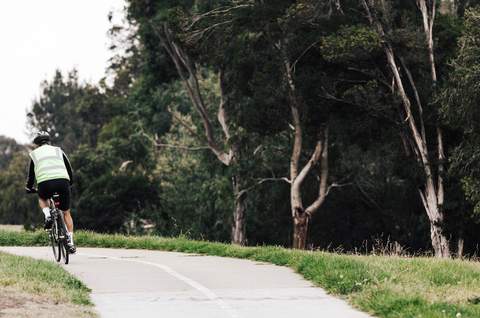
left=265, top=1, right=341, bottom=249
left=194, top=0, right=369, bottom=249
left=126, top=0, right=259, bottom=244
left=360, top=0, right=461, bottom=257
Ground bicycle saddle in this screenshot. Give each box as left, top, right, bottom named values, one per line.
left=52, top=193, right=61, bottom=207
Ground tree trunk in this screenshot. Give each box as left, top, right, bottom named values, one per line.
left=417, top=0, right=451, bottom=258
left=457, top=226, right=464, bottom=259
left=289, top=127, right=329, bottom=250
left=292, top=210, right=309, bottom=249
left=280, top=40, right=332, bottom=250
left=422, top=177, right=451, bottom=258
left=231, top=174, right=247, bottom=245
left=430, top=218, right=450, bottom=258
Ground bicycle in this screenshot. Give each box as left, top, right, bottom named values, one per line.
left=27, top=189, right=70, bottom=264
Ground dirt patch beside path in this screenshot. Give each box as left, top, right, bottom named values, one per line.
left=0, top=289, right=96, bottom=318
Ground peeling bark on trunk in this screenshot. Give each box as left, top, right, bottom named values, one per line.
left=292, top=212, right=309, bottom=249
left=457, top=234, right=464, bottom=259
left=429, top=218, right=450, bottom=257
left=232, top=174, right=247, bottom=245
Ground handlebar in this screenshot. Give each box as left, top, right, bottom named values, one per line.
left=25, top=187, right=37, bottom=194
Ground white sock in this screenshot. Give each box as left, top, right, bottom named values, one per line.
left=42, top=208, right=51, bottom=219
left=68, top=232, right=74, bottom=245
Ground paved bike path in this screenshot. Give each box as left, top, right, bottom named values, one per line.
left=0, top=247, right=373, bottom=318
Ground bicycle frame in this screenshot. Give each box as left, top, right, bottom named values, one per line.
left=48, top=194, right=69, bottom=264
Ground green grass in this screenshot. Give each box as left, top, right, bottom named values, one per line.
left=1, top=230, right=480, bottom=317
left=0, top=251, right=92, bottom=306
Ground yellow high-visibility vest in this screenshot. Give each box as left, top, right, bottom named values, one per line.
left=29, top=145, right=70, bottom=184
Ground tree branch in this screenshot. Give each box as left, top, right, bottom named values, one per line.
left=305, top=126, right=331, bottom=216
left=361, top=0, right=429, bottom=168
left=169, top=110, right=204, bottom=141
left=399, top=56, right=427, bottom=143
left=236, top=177, right=291, bottom=199
left=187, top=20, right=235, bottom=43
left=186, top=3, right=254, bottom=30
left=152, top=22, right=234, bottom=166
left=293, top=137, right=323, bottom=195
left=155, top=143, right=210, bottom=151
left=280, top=41, right=303, bottom=182
left=217, top=69, right=231, bottom=141
left=291, top=39, right=322, bottom=73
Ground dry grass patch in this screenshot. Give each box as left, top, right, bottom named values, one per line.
left=0, top=288, right=94, bottom=318
left=0, top=224, right=23, bottom=232
left=0, top=252, right=95, bottom=317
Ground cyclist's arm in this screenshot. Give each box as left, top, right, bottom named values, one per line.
left=25, top=159, right=35, bottom=189
left=62, top=152, right=73, bottom=185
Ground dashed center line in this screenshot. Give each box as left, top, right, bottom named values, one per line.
left=78, top=252, right=241, bottom=318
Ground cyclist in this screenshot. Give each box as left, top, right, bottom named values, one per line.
left=25, top=131, right=76, bottom=254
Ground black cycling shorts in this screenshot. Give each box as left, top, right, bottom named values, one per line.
left=38, top=179, right=71, bottom=211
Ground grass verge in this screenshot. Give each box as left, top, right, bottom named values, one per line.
left=0, top=250, right=94, bottom=317
left=1, top=230, right=480, bottom=318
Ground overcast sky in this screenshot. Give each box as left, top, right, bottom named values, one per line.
left=0, top=0, right=126, bottom=144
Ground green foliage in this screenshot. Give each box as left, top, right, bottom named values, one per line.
left=75, top=173, right=161, bottom=233
left=0, top=152, right=40, bottom=227
left=321, top=26, right=381, bottom=62
left=27, top=70, right=111, bottom=152
left=441, top=8, right=480, bottom=132
left=0, top=136, right=24, bottom=170
left=441, top=7, right=480, bottom=222
left=461, top=177, right=480, bottom=218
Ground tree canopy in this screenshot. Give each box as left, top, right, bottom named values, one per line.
left=1, top=0, right=480, bottom=257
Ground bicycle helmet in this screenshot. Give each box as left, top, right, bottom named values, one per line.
left=33, top=131, right=51, bottom=146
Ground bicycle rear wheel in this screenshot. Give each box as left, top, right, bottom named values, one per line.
left=50, top=220, right=60, bottom=262
left=58, top=211, right=69, bottom=265
left=59, top=239, right=69, bottom=264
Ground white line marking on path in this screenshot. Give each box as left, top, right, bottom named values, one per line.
left=78, top=252, right=241, bottom=318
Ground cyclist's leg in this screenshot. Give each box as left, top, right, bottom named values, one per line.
left=38, top=198, right=48, bottom=209
left=63, top=209, right=76, bottom=253
left=37, top=182, right=52, bottom=228
left=63, top=209, right=74, bottom=233
left=56, top=180, right=75, bottom=252
left=38, top=198, right=51, bottom=218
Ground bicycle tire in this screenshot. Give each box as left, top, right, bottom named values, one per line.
left=50, top=220, right=59, bottom=262
left=58, top=211, right=70, bottom=265
left=59, top=239, right=69, bottom=264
